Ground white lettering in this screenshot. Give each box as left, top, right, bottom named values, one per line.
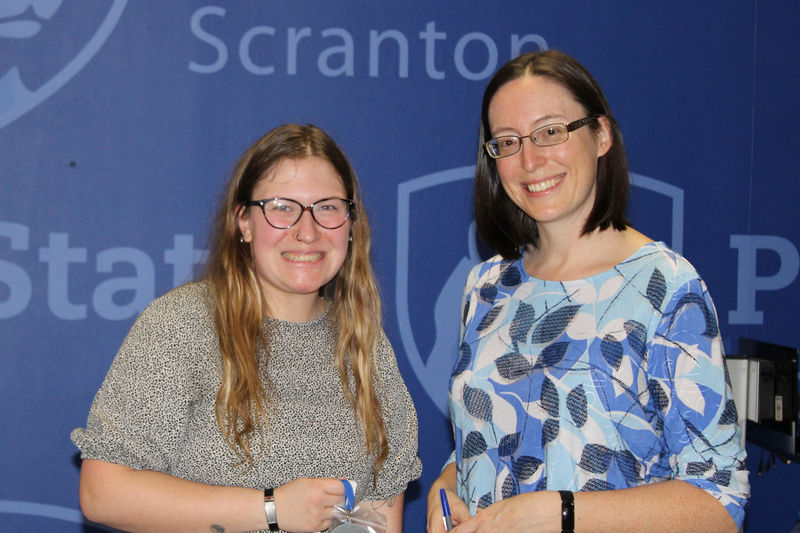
left=729, top=234, right=799, bottom=325
left=189, top=6, right=228, bottom=74
left=93, top=248, right=155, bottom=320
left=0, top=222, right=206, bottom=320
left=511, top=33, right=548, bottom=57
left=188, top=8, right=547, bottom=81
left=240, top=25, right=276, bottom=75
left=164, top=234, right=207, bottom=287
left=454, top=32, right=497, bottom=80
left=369, top=29, right=409, bottom=78
left=318, top=28, right=354, bottom=77
left=0, top=222, right=32, bottom=319
left=39, top=233, right=88, bottom=320
left=419, top=21, right=446, bottom=80
left=287, top=26, right=312, bottom=75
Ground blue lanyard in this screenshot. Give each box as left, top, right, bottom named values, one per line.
left=340, top=479, right=355, bottom=512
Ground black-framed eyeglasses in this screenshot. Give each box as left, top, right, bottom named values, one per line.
left=484, top=115, right=599, bottom=159
left=242, top=197, right=354, bottom=230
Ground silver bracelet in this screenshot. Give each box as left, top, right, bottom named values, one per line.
left=263, top=488, right=279, bottom=532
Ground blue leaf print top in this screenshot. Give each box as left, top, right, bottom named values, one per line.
left=448, top=242, right=749, bottom=529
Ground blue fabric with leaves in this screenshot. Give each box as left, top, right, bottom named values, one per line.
left=448, top=241, right=749, bottom=528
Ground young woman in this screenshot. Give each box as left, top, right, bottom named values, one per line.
left=73, top=124, right=421, bottom=533
left=427, top=51, right=748, bottom=533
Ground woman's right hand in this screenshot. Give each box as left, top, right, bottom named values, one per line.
left=273, top=477, right=346, bottom=532
left=426, top=463, right=470, bottom=533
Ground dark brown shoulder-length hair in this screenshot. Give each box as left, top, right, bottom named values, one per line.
left=475, top=49, right=630, bottom=259
left=203, top=124, right=388, bottom=475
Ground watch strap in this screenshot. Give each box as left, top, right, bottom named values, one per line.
left=559, top=490, right=574, bottom=533
left=264, top=487, right=279, bottom=532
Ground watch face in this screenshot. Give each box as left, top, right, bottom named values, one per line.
left=330, top=523, right=370, bottom=533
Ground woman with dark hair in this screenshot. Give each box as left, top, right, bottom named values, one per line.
left=72, top=124, right=421, bottom=533
left=427, top=51, right=748, bottom=532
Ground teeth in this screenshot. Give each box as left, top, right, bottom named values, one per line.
left=527, top=176, right=562, bottom=193
left=282, top=252, right=322, bottom=262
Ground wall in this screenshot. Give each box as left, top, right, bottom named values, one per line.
left=1, top=1, right=798, bottom=531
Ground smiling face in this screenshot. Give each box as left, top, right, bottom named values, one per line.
left=488, top=74, right=611, bottom=236
left=237, top=156, right=351, bottom=320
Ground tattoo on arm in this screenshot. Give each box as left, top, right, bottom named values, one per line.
left=369, top=494, right=397, bottom=510
left=210, top=525, right=225, bottom=532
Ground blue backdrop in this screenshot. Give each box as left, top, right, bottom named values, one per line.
left=2, top=1, right=799, bottom=531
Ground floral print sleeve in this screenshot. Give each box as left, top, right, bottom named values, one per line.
left=647, top=277, right=749, bottom=526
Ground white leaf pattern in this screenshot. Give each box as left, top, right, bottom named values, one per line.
left=675, top=378, right=706, bottom=415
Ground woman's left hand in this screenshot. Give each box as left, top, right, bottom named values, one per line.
left=450, top=491, right=560, bottom=533
left=272, top=477, right=345, bottom=532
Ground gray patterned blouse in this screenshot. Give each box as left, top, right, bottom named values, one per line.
left=72, top=282, right=422, bottom=532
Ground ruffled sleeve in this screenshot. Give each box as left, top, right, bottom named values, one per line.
left=365, top=331, right=423, bottom=500
left=71, top=284, right=213, bottom=473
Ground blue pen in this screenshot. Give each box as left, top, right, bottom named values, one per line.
left=439, top=488, right=453, bottom=531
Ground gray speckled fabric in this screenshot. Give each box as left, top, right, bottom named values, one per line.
left=72, top=282, right=422, bottom=532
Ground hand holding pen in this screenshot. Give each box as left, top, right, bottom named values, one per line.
left=426, top=464, right=470, bottom=533
left=440, top=488, right=453, bottom=531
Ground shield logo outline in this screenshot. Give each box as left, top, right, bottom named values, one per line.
left=395, top=167, right=684, bottom=416
left=0, top=0, right=128, bottom=130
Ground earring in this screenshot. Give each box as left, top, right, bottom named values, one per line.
left=348, top=234, right=353, bottom=243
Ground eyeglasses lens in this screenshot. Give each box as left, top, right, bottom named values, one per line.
left=487, top=138, right=520, bottom=158
left=486, top=123, right=573, bottom=158
left=531, top=124, right=568, bottom=147
left=311, top=199, right=351, bottom=228
left=263, top=198, right=350, bottom=229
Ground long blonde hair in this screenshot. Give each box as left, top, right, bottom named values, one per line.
left=203, top=124, right=388, bottom=473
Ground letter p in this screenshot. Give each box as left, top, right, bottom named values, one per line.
left=729, top=235, right=799, bottom=325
